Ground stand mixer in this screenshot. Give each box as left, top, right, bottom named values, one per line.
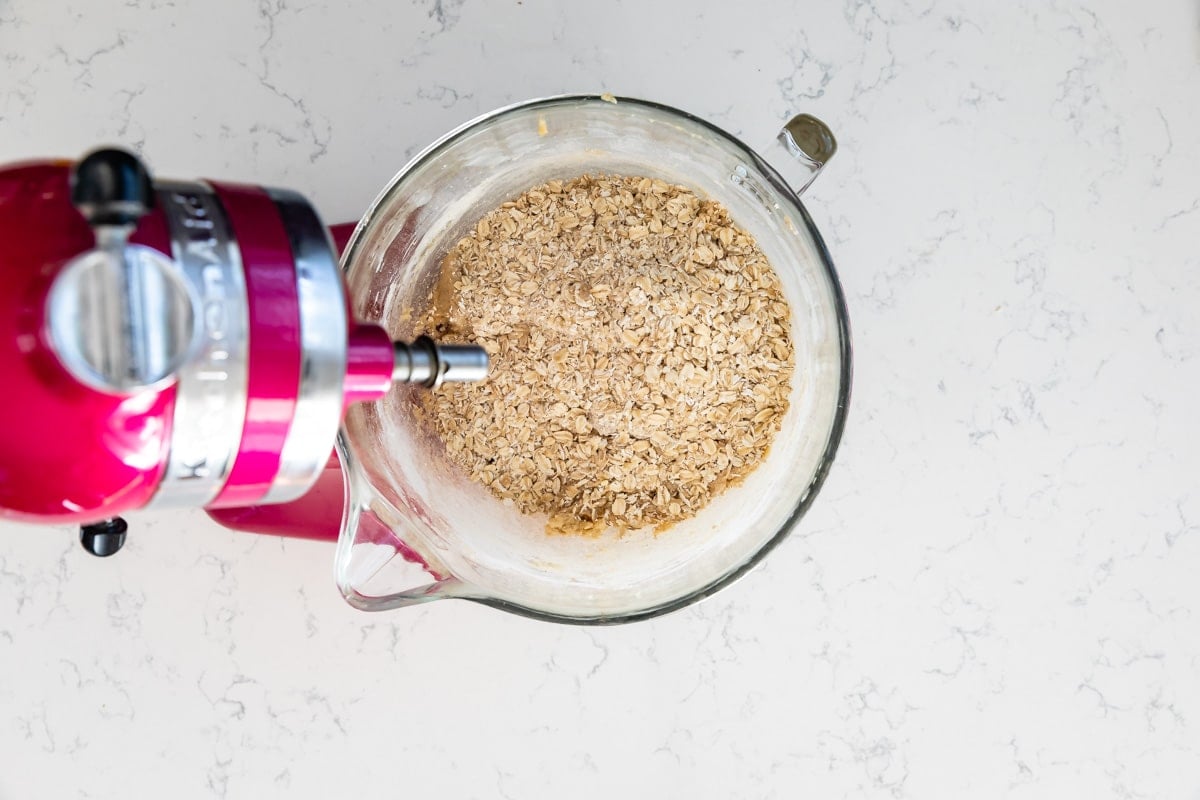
left=1, top=96, right=849, bottom=622
left=0, top=148, right=488, bottom=556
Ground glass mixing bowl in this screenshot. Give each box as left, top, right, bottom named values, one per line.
left=335, top=95, right=851, bottom=622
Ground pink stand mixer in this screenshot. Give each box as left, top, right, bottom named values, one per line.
left=0, top=96, right=850, bottom=623
left=0, top=149, right=488, bottom=555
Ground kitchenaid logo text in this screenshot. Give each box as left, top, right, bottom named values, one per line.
left=165, top=189, right=241, bottom=485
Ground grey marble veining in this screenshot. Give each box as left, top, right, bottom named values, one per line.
left=1, top=0, right=1199, bottom=797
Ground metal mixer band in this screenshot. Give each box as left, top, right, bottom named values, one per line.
left=151, top=180, right=346, bottom=511
left=145, top=180, right=250, bottom=509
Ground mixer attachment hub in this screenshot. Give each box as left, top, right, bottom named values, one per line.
left=392, top=336, right=489, bottom=389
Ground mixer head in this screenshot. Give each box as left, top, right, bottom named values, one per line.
left=0, top=147, right=487, bottom=555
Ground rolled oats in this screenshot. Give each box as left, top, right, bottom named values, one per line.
left=417, top=175, right=794, bottom=535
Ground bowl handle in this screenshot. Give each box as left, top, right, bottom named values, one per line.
left=770, top=113, right=837, bottom=195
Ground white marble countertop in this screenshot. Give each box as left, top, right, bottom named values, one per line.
left=2, top=0, right=1199, bottom=797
